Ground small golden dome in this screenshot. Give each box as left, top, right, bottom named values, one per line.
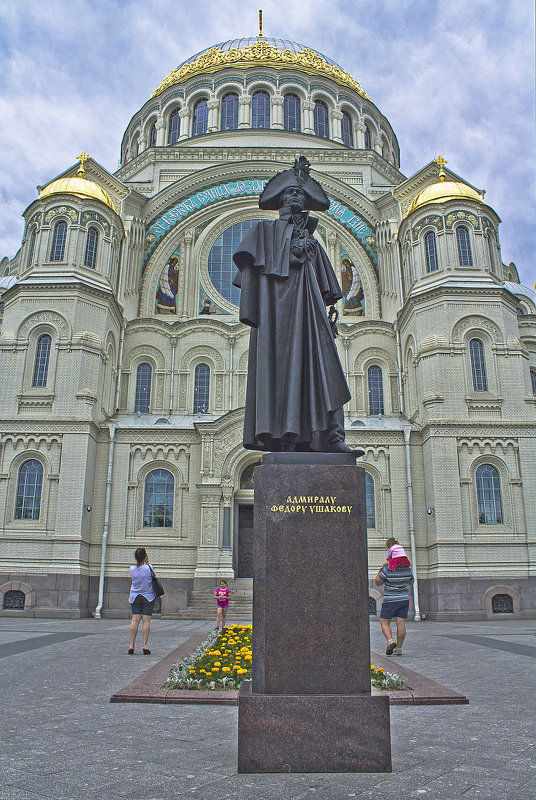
left=408, top=179, right=484, bottom=216
left=39, top=176, right=114, bottom=209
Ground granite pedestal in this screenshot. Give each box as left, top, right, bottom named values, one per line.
left=237, top=452, right=392, bottom=773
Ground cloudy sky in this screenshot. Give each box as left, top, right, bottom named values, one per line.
left=0, top=0, right=534, bottom=285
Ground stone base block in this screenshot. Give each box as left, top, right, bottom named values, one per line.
left=238, top=681, right=391, bottom=773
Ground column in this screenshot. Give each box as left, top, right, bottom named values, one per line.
left=271, top=95, right=284, bottom=129
left=373, top=134, right=383, bottom=155
left=331, top=110, right=343, bottom=143
left=355, top=121, right=366, bottom=149
left=194, top=487, right=222, bottom=578
left=138, top=133, right=148, bottom=152
left=181, top=230, right=192, bottom=320
left=155, top=117, right=166, bottom=147
left=207, top=98, right=219, bottom=132
left=239, top=95, right=252, bottom=128
left=178, top=107, right=191, bottom=140
left=303, top=100, right=315, bottom=134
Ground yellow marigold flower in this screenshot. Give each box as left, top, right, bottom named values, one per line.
left=212, top=667, right=219, bottom=672
left=222, top=666, right=230, bottom=672
left=244, top=654, right=252, bottom=661
left=371, top=664, right=375, bottom=670
left=214, top=661, right=221, bottom=667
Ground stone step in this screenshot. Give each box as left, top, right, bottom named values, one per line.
left=171, top=585, right=253, bottom=621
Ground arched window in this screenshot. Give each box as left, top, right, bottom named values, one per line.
left=32, top=334, right=52, bottom=387
left=167, top=109, right=180, bottom=144
left=252, top=91, right=270, bottom=128
left=368, top=365, right=384, bottom=415
left=365, top=472, right=375, bottom=529
left=364, top=125, right=372, bottom=149
left=530, top=368, right=536, bottom=396
left=193, top=363, right=210, bottom=413
left=192, top=99, right=208, bottom=136
left=456, top=225, right=473, bottom=266
left=27, top=228, right=37, bottom=268
left=284, top=94, right=301, bottom=132
left=476, top=464, right=503, bottom=524
left=424, top=230, right=439, bottom=273
left=134, top=363, right=152, bottom=413
left=313, top=100, right=329, bottom=138
left=341, top=111, right=353, bottom=147
left=149, top=122, right=157, bottom=147
left=50, top=221, right=67, bottom=262
left=469, top=339, right=487, bottom=391
left=143, top=469, right=174, bottom=527
left=221, top=93, right=239, bottom=130
left=84, top=227, right=98, bottom=269
left=15, top=459, right=43, bottom=520
left=382, top=139, right=389, bottom=160
left=208, top=218, right=265, bottom=305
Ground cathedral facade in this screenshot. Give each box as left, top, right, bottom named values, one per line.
left=1, top=35, right=535, bottom=620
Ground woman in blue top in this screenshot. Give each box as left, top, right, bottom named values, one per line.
left=128, top=547, right=156, bottom=654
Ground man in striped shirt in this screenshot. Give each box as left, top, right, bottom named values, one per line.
left=374, top=562, right=414, bottom=656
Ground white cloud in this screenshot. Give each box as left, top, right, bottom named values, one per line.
left=0, top=0, right=533, bottom=283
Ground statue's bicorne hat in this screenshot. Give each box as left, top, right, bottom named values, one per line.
left=258, top=156, right=330, bottom=211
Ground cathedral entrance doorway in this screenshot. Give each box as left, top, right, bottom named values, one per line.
left=236, top=504, right=254, bottom=578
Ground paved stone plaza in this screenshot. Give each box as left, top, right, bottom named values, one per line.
left=1, top=616, right=535, bottom=799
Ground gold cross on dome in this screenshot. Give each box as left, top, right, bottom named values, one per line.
left=76, top=151, right=90, bottom=176
left=258, top=9, right=264, bottom=37
left=433, top=155, right=448, bottom=181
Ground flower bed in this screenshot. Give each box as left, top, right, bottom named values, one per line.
left=164, top=624, right=408, bottom=691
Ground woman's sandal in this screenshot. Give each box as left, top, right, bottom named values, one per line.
left=128, top=647, right=134, bottom=655
left=143, top=648, right=151, bottom=655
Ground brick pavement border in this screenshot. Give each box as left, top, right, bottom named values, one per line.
left=110, top=640, right=469, bottom=706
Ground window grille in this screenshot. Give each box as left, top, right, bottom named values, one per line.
left=143, top=469, right=174, bottom=527
left=149, top=123, right=157, bottom=147
left=208, top=219, right=263, bottom=305
left=341, top=112, right=353, bottom=147
left=84, top=227, right=98, bottom=268
left=476, top=464, right=503, bottom=524
left=424, top=231, right=438, bottom=272
left=50, top=221, right=67, bottom=262
left=32, top=334, right=52, bottom=387
left=252, top=91, right=270, bottom=128
left=368, top=365, right=384, bottom=415
left=134, top=363, right=152, bottom=413
left=193, top=364, right=210, bottom=413
left=168, top=110, right=180, bottom=144
left=364, top=126, right=371, bottom=149
left=283, top=94, right=301, bottom=132
left=491, top=593, right=514, bottom=614
left=27, top=229, right=37, bottom=267
left=530, top=369, right=536, bottom=397
left=456, top=226, right=473, bottom=266
left=220, top=93, right=239, bottom=130
left=313, top=101, right=329, bottom=138
left=469, top=339, right=487, bottom=391
left=192, top=99, right=208, bottom=136
left=15, top=460, right=43, bottom=520
left=3, top=590, right=25, bottom=610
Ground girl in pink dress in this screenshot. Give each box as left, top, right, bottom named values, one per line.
left=383, top=537, right=411, bottom=570
left=213, top=580, right=230, bottom=630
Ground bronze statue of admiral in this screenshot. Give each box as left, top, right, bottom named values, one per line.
left=233, top=157, right=360, bottom=455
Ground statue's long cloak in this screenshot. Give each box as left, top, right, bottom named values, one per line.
left=233, top=209, right=351, bottom=450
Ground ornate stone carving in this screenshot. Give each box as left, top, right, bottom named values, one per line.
left=452, top=315, right=503, bottom=344
left=151, top=42, right=371, bottom=100
left=18, top=311, right=70, bottom=340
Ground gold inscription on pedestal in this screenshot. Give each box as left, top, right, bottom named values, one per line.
left=270, top=496, right=353, bottom=514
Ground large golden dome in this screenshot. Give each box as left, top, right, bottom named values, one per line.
left=39, top=176, right=114, bottom=209
left=152, top=36, right=370, bottom=100
left=408, top=179, right=484, bottom=216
